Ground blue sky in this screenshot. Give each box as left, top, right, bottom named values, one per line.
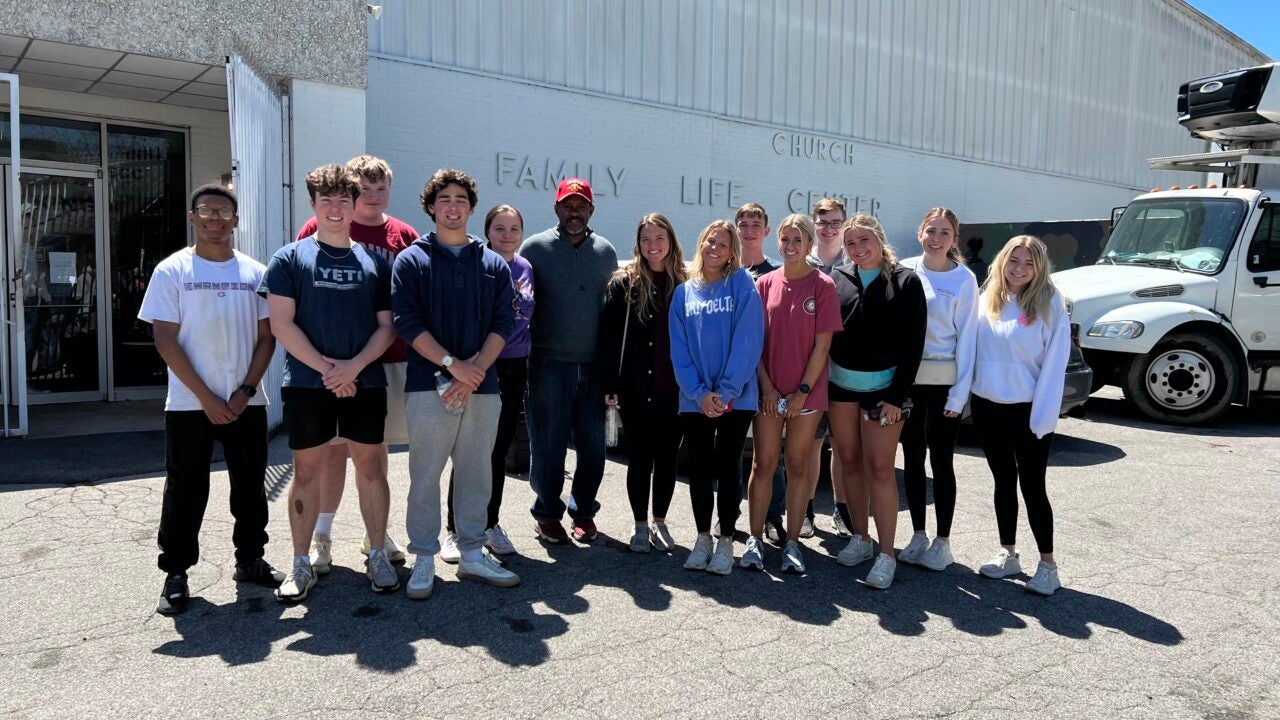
left=1186, top=0, right=1280, bottom=60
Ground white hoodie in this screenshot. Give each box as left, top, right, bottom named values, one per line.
left=901, top=256, right=979, bottom=414
left=972, top=290, right=1071, bottom=438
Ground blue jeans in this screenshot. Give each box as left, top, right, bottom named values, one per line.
left=527, top=354, right=606, bottom=522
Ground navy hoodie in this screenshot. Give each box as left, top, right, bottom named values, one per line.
left=392, top=232, right=515, bottom=394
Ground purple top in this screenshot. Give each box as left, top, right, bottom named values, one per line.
left=500, top=253, right=535, bottom=359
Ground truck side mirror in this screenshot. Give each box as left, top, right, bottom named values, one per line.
left=1110, top=206, right=1126, bottom=229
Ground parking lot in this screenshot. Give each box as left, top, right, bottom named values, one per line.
left=1, top=390, right=1277, bottom=719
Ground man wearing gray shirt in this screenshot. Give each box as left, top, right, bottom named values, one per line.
left=520, top=178, right=618, bottom=544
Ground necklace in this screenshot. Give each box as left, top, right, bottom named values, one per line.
left=314, top=237, right=354, bottom=260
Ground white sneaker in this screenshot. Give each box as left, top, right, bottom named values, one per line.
left=837, top=534, right=875, bottom=567
left=365, top=549, right=401, bottom=593
left=440, top=532, right=461, bottom=564
left=864, top=552, right=896, bottom=589
left=781, top=540, right=806, bottom=574
left=706, top=537, right=734, bottom=576
left=739, top=536, right=764, bottom=570
left=649, top=522, right=675, bottom=553
left=484, top=525, right=516, bottom=555
left=898, top=533, right=929, bottom=565
left=1025, top=562, right=1061, bottom=596
left=276, top=558, right=317, bottom=603
left=310, top=533, right=332, bottom=575
left=919, top=539, right=954, bottom=571
left=684, top=534, right=713, bottom=570
left=979, top=549, right=1022, bottom=578
left=457, top=553, right=521, bottom=588
left=406, top=556, right=435, bottom=600
left=360, top=533, right=407, bottom=564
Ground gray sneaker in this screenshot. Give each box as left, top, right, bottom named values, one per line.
left=898, top=533, right=929, bottom=565
left=799, top=514, right=816, bottom=539
left=406, top=556, right=435, bottom=600
left=781, top=540, right=806, bottom=574
left=630, top=525, right=651, bottom=553
left=739, top=536, right=764, bottom=570
left=706, top=537, right=735, bottom=576
left=684, top=534, right=713, bottom=570
left=1025, top=562, right=1061, bottom=596
left=365, top=549, right=401, bottom=593
left=276, top=558, right=317, bottom=603
left=458, top=553, right=521, bottom=588
left=649, top=522, right=675, bottom=552
left=979, top=549, right=1022, bottom=579
left=837, top=534, right=875, bottom=567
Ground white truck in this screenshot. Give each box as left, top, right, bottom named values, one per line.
left=1054, top=62, right=1280, bottom=425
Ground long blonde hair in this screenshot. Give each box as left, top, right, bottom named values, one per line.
left=981, top=235, right=1060, bottom=323
left=918, top=207, right=965, bottom=266
left=688, top=219, right=742, bottom=284
left=614, top=212, right=688, bottom=322
left=842, top=213, right=897, bottom=274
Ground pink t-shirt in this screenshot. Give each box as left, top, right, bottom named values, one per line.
left=757, top=268, right=843, bottom=411
left=296, top=214, right=419, bottom=363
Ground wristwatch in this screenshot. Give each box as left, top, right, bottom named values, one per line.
left=238, top=384, right=257, bottom=398
left=798, top=383, right=812, bottom=394
left=441, top=355, right=455, bottom=368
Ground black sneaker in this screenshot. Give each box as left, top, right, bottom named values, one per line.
left=764, top=517, right=786, bottom=546
left=233, top=558, right=286, bottom=588
left=157, top=573, right=189, bottom=615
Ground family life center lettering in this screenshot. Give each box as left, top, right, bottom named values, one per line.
left=496, top=153, right=629, bottom=196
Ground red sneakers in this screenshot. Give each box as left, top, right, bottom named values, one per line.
left=571, top=519, right=598, bottom=543
left=535, top=521, right=569, bottom=544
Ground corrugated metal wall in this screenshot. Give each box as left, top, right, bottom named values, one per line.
left=369, top=0, right=1268, bottom=190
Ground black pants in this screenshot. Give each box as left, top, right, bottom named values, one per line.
left=682, top=410, right=753, bottom=536
left=971, top=396, right=1055, bottom=554
left=901, top=384, right=961, bottom=537
left=157, top=407, right=269, bottom=574
left=448, top=357, right=527, bottom=531
left=620, top=393, right=682, bottom=522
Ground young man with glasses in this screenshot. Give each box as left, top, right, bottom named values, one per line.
left=140, top=184, right=282, bottom=615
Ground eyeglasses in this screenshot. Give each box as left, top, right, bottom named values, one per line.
left=194, top=205, right=235, bottom=220
left=815, top=220, right=844, bottom=229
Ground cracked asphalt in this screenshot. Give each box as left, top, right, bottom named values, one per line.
left=2, top=391, right=1277, bottom=719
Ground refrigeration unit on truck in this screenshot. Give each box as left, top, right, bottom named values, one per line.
left=1054, top=62, right=1280, bottom=425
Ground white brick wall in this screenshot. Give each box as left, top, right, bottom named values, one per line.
left=367, top=57, right=1145, bottom=261
left=288, top=79, right=366, bottom=232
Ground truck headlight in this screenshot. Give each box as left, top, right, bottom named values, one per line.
left=1087, top=320, right=1144, bottom=339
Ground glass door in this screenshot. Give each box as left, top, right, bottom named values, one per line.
left=12, top=169, right=105, bottom=403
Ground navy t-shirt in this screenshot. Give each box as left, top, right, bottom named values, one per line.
left=259, top=236, right=392, bottom=389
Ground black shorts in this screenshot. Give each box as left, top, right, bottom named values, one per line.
left=829, top=384, right=890, bottom=407
left=282, top=386, right=387, bottom=450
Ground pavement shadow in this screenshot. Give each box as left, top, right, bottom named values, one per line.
left=153, top=583, right=301, bottom=666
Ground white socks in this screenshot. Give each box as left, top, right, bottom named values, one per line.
left=460, top=548, right=483, bottom=563
left=315, top=512, right=335, bottom=537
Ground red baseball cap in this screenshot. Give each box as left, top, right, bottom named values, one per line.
left=555, top=177, right=594, bottom=205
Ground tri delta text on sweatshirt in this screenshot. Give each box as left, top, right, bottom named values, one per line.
left=668, top=268, right=765, bottom=413
left=971, top=290, right=1071, bottom=439
left=901, top=256, right=980, bottom=415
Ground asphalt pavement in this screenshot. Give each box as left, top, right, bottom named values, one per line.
left=1, top=390, right=1277, bottom=719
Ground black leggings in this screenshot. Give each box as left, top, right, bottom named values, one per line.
left=448, top=357, right=527, bottom=531
left=971, top=395, right=1055, bottom=554
left=682, top=410, right=753, bottom=536
left=901, top=384, right=961, bottom=537
left=620, top=393, right=682, bottom=522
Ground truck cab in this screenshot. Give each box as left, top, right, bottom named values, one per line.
left=1053, top=63, right=1280, bottom=424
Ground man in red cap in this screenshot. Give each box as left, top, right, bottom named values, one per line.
left=520, top=178, right=618, bottom=544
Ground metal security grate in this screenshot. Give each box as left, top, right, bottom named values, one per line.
left=1133, top=285, right=1185, bottom=298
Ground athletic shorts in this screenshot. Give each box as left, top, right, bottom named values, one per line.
left=326, top=362, right=408, bottom=446
left=283, top=386, right=387, bottom=450
left=829, top=384, right=890, bottom=408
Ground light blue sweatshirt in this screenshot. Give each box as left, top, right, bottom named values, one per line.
left=668, top=268, right=765, bottom=413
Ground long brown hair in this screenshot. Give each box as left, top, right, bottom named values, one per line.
left=614, top=212, right=688, bottom=322
left=918, top=207, right=965, bottom=266
left=981, top=235, right=1061, bottom=323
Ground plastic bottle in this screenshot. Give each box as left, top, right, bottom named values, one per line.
left=605, top=405, right=621, bottom=447
left=434, top=371, right=464, bottom=416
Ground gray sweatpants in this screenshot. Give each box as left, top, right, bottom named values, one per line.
left=405, top=390, right=502, bottom=556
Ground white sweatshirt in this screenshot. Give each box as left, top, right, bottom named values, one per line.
left=901, top=256, right=979, bottom=414
left=972, top=290, right=1072, bottom=438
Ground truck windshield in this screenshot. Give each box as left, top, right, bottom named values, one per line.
left=1099, top=198, right=1245, bottom=274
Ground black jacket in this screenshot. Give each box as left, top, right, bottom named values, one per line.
left=597, top=274, right=675, bottom=401
left=829, top=264, right=927, bottom=408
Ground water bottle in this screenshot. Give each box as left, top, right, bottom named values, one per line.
left=777, top=397, right=789, bottom=415
left=434, top=371, right=464, bottom=416
left=605, top=405, right=621, bottom=447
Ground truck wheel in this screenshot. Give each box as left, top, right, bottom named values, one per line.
left=1121, top=332, right=1237, bottom=425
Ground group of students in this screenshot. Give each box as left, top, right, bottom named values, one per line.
left=142, top=154, right=1070, bottom=617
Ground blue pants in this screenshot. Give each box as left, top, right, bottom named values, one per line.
left=527, top=355, right=606, bottom=522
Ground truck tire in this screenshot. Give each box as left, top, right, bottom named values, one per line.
left=1120, top=332, right=1237, bottom=425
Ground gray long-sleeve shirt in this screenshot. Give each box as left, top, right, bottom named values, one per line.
left=520, top=225, right=617, bottom=363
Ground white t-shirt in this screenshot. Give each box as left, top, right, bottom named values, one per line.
left=138, top=248, right=270, bottom=412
